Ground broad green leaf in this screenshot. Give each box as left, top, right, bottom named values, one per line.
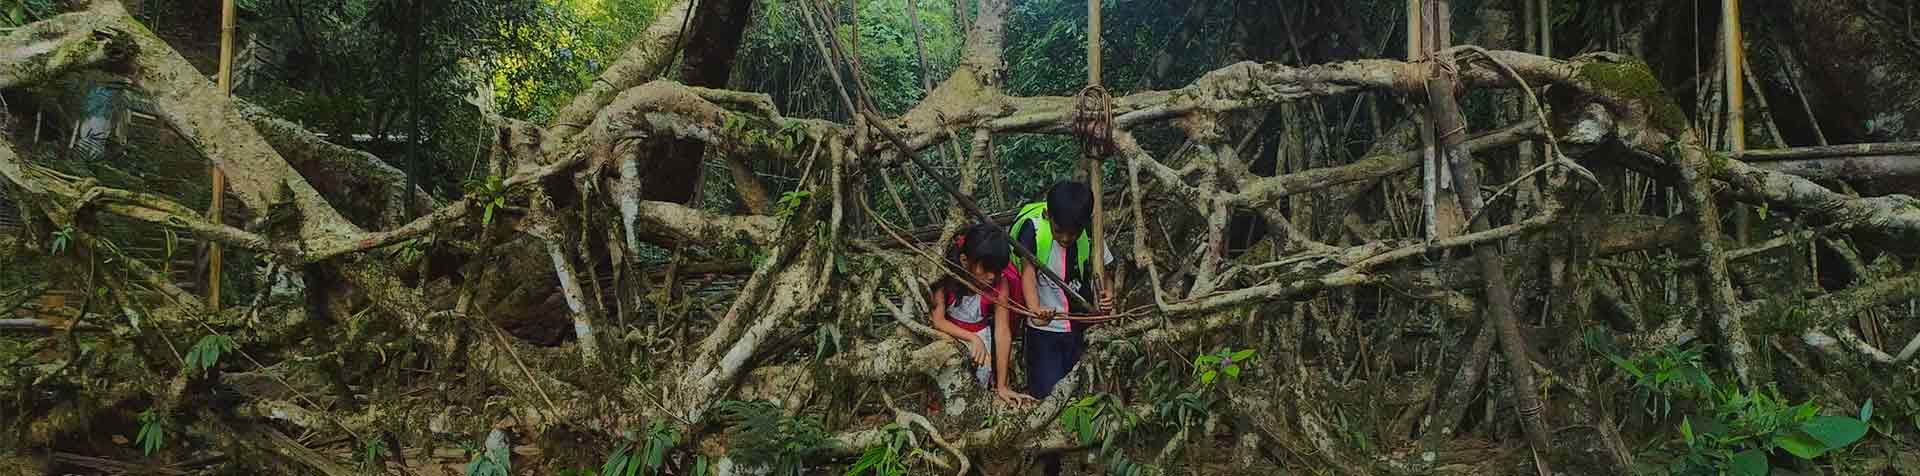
left=1773, top=430, right=1829, bottom=459
left=1794, top=403, right=1818, bottom=421
left=1679, top=417, right=1694, bottom=446
left=1230, top=349, right=1255, bottom=361
left=1801, top=415, right=1870, bottom=449
left=693, top=455, right=707, bottom=476
left=1861, top=399, right=1874, bottom=422
left=137, top=422, right=164, bottom=456
left=1224, top=365, right=1241, bottom=378
left=1200, top=370, right=1217, bottom=385
left=1728, top=448, right=1768, bottom=476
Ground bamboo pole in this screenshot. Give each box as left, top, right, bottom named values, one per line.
left=1407, top=0, right=1422, bottom=60
left=1724, top=0, right=1745, bottom=153
left=1725, top=0, right=1748, bottom=243
left=1540, top=0, right=1552, bottom=57
left=1087, top=0, right=1101, bottom=87
left=1086, top=0, right=1107, bottom=307
left=208, top=0, right=236, bottom=310
left=1412, top=0, right=1437, bottom=238
left=1414, top=0, right=1464, bottom=239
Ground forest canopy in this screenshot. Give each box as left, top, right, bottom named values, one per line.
left=5, top=0, right=1920, bottom=475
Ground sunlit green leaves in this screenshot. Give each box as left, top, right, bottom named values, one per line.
left=844, top=423, right=912, bottom=476
left=1192, top=347, right=1254, bottom=387
left=49, top=227, right=72, bottom=255
left=1060, top=394, right=1103, bottom=443
left=463, top=176, right=511, bottom=225
left=776, top=190, right=812, bottom=219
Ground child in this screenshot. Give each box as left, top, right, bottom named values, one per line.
left=928, top=223, right=1029, bottom=405
left=1011, top=182, right=1114, bottom=476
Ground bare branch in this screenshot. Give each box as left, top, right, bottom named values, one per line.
left=546, top=0, right=694, bottom=143
left=83, top=1, right=361, bottom=240
left=237, top=101, right=435, bottom=229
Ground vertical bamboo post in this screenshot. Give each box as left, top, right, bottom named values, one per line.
left=1407, top=0, right=1422, bottom=60
left=1724, top=0, right=1749, bottom=243
left=1540, top=0, right=1552, bottom=57
left=1411, top=0, right=1433, bottom=238
left=1087, top=0, right=1100, bottom=88
left=1414, top=0, right=1464, bottom=240
left=1085, top=0, right=1107, bottom=308
left=209, top=0, right=236, bottom=311
left=1724, top=0, right=1744, bottom=153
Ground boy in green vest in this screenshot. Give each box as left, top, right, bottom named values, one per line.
left=1011, top=182, right=1114, bottom=476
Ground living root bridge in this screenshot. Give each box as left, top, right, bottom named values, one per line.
left=7, top=0, right=1920, bottom=473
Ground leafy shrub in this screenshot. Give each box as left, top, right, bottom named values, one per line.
left=135, top=408, right=166, bottom=456
left=714, top=400, right=837, bottom=476
left=845, top=423, right=922, bottom=476
left=184, top=335, right=236, bottom=375
left=602, top=421, right=678, bottom=476
left=1588, top=332, right=1871, bottom=474
left=1584, top=331, right=1711, bottom=418
left=1668, top=386, right=1870, bottom=475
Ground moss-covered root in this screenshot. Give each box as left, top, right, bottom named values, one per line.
left=0, top=10, right=134, bottom=90
left=1574, top=59, right=1689, bottom=134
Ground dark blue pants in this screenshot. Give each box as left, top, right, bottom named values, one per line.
left=1026, top=328, right=1085, bottom=476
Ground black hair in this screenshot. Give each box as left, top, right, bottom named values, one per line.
left=938, top=223, right=1011, bottom=299
left=1045, top=181, right=1094, bottom=230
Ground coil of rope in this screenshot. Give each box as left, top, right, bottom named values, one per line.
left=1075, top=85, right=1115, bottom=160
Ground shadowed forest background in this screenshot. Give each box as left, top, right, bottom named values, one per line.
left=6, top=0, right=1920, bottom=474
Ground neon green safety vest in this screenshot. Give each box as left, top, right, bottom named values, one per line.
left=1008, top=202, right=1092, bottom=280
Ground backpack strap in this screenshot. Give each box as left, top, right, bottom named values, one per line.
left=1010, top=202, right=1054, bottom=271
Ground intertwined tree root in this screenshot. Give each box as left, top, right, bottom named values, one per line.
left=4, top=1, right=1920, bottom=474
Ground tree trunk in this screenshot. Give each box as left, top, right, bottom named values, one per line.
left=645, top=0, right=760, bottom=206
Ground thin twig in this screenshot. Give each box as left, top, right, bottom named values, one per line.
left=1456, top=46, right=1600, bottom=187
left=484, top=317, right=563, bottom=418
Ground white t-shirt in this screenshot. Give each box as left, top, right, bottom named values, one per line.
left=945, top=294, right=995, bottom=388
left=1026, top=236, right=1114, bottom=333
left=945, top=293, right=987, bottom=328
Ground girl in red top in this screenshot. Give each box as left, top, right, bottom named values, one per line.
left=929, top=224, right=1032, bottom=405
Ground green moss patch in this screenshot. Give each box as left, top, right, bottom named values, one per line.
left=1578, top=61, right=1689, bottom=132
